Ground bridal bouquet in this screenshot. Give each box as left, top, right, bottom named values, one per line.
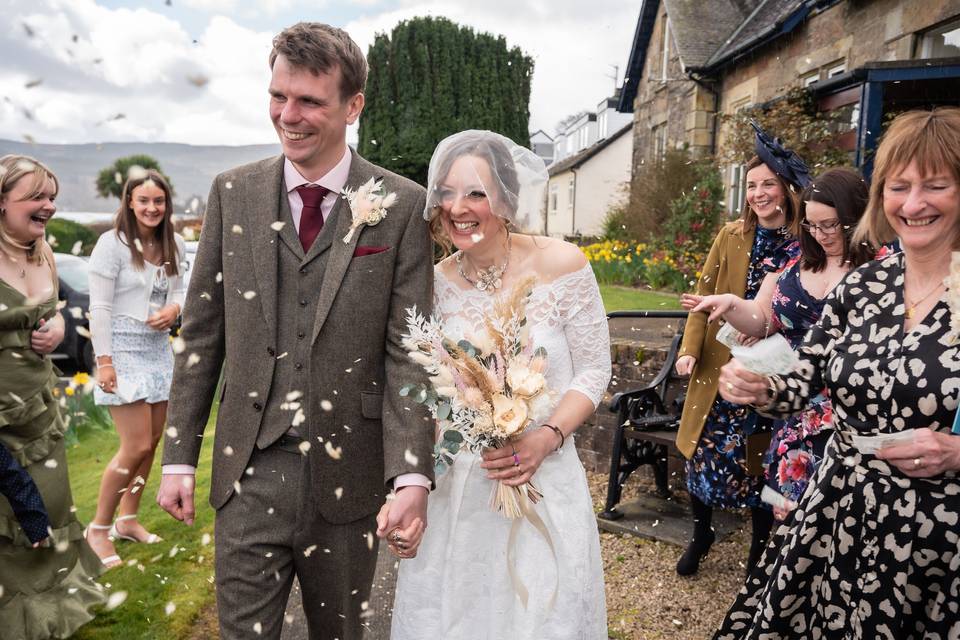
left=401, top=276, right=554, bottom=518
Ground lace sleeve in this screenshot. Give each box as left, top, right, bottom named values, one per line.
left=557, top=266, right=612, bottom=408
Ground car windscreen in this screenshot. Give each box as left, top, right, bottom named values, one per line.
left=56, top=258, right=90, bottom=294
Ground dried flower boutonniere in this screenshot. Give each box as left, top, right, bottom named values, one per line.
left=341, top=177, right=396, bottom=243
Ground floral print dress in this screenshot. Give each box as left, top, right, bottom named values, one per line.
left=763, top=257, right=832, bottom=508
left=685, top=225, right=799, bottom=509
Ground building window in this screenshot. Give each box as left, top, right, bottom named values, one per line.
left=566, top=136, right=575, bottom=154
left=549, top=184, right=558, bottom=215
left=801, top=70, right=820, bottom=87
left=567, top=178, right=575, bottom=210
left=728, top=163, right=746, bottom=215
left=919, top=18, right=960, bottom=59
left=578, top=126, right=589, bottom=150
left=651, top=123, right=667, bottom=163
left=827, top=61, right=846, bottom=78
left=661, top=19, right=671, bottom=81
left=597, top=112, right=608, bottom=140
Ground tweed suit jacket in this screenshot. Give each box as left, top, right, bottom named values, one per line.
left=675, top=220, right=754, bottom=459
left=162, top=151, right=435, bottom=523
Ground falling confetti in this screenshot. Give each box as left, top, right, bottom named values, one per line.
left=324, top=441, right=342, bottom=460
left=105, top=591, right=128, bottom=611
left=404, top=449, right=419, bottom=466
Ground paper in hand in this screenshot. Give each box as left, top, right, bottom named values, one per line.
left=730, top=333, right=799, bottom=375
left=714, top=322, right=742, bottom=350
left=761, top=485, right=797, bottom=512
left=851, top=428, right=916, bottom=455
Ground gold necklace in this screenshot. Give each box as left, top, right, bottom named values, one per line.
left=905, top=280, right=945, bottom=319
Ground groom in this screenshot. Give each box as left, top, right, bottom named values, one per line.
left=157, top=22, right=434, bottom=639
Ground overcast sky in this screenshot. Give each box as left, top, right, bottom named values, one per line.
left=1, top=0, right=639, bottom=146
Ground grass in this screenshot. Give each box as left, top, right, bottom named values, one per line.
left=599, top=283, right=681, bottom=312
left=68, top=406, right=219, bottom=640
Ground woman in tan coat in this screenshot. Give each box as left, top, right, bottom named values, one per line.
left=674, top=145, right=804, bottom=576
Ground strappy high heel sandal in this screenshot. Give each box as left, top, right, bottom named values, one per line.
left=110, top=514, right=163, bottom=544
left=83, top=522, right=122, bottom=568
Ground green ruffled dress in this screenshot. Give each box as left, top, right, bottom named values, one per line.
left=0, top=279, right=106, bottom=639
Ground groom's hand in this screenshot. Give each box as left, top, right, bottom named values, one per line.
left=157, top=473, right=196, bottom=526
left=376, top=486, right=427, bottom=557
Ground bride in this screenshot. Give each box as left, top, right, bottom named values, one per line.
left=385, top=130, right=611, bottom=639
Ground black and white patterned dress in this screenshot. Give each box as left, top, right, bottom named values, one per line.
left=715, top=252, right=960, bottom=639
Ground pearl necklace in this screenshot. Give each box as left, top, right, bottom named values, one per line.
left=456, top=234, right=511, bottom=292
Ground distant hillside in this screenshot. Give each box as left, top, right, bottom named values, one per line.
left=0, top=139, right=281, bottom=212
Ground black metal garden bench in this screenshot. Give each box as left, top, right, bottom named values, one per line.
left=599, top=311, right=689, bottom=521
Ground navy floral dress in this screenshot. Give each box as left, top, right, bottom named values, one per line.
left=763, top=257, right=832, bottom=510
left=686, top=225, right=799, bottom=509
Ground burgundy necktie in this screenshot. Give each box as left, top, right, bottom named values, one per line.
left=295, top=184, right=330, bottom=251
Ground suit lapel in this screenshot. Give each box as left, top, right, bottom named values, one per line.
left=249, top=157, right=286, bottom=341
left=311, top=150, right=376, bottom=344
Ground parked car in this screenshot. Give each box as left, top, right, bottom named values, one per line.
left=52, top=253, right=94, bottom=373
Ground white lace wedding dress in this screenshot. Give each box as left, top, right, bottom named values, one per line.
left=391, top=263, right=611, bottom=640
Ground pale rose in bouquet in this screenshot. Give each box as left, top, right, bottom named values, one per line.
left=401, top=276, right=554, bottom=518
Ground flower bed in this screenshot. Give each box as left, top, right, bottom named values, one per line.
left=583, top=240, right=704, bottom=293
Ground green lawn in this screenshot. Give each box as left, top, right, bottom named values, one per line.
left=68, top=407, right=219, bottom=640
left=598, top=284, right=681, bottom=312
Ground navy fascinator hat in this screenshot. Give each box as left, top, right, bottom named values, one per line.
left=750, top=120, right=812, bottom=190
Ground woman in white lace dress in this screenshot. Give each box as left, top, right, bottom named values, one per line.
left=387, top=131, right=611, bottom=639
left=85, top=170, right=185, bottom=567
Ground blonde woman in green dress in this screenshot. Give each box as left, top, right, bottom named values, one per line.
left=0, top=155, right=106, bottom=639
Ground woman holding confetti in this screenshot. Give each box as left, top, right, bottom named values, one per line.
left=715, top=108, right=960, bottom=639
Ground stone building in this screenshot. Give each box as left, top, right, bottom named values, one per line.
left=619, top=0, right=960, bottom=214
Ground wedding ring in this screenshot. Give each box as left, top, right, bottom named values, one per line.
left=726, top=382, right=734, bottom=391
left=913, top=457, right=922, bottom=469
left=392, top=531, right=401, bottom=543
left=512, top=453, right=520, bottom=466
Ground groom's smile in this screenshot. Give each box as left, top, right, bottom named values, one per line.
left=268, top=53, right=364, bottom=182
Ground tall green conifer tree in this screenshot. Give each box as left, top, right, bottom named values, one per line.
left=358, top=17, right=534, bottom=185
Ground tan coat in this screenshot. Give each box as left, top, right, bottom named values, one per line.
left=676, top=220, right=755, bottom=459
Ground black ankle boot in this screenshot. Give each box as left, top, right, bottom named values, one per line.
left=676, top=528, right=715, bottom=576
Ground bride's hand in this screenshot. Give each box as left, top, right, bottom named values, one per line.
left=376, top=501, right=426, bottom=559
left=481, top=428, right=556, bottom=487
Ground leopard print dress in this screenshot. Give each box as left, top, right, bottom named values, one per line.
left=715, top=253, right=960, bottom=639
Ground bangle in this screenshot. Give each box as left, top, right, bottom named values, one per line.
left=542, top=424, right=564, bottom=452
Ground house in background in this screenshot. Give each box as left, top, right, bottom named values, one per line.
left=545, top=122, right=633, bottom=239
left=619, top=0, right=960, bottom=214
left=529, top=130, right=555, bottom=167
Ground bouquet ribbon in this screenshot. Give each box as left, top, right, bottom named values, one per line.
left=505, top=484, right=559, bottom=610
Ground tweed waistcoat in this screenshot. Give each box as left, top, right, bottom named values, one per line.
left=256, top=191, right=334, bottom=449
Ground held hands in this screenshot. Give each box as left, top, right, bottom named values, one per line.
left=376, top=486, right=428, bottom=560
left=480, top=427, right=556, bottom=488
left=156, top=473, right=196, bottom=526
left=30, top=316, right=65, bottom=354
left=875, top=428, right=960, bottom=478
left=718, top=358, right=771, bottom=406
left=146, top=303, right=180, bottom=331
